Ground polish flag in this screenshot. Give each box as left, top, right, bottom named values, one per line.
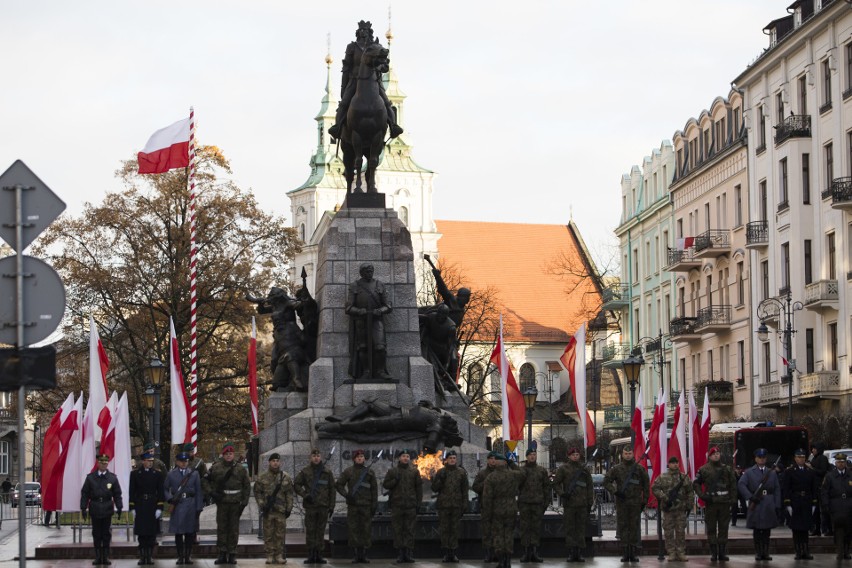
left=692, top=387, right=711, bottom=475
left=668, top=390, right=686, bottom=472
left=560, top=323, right=596, bottom=448
left=89, top=316, right=110, bottom=442
left=99, top=392, right=119, bottom=464
left=170, top=317, right=191, bottom=446
left=137, top=118, right=190, bottom=174
left=646, top=389, right=667, bottom=506
left=81, top=399, right=97, bottom=474
left=110, top=393, right=132, bottom=511
left=42, top=394, right=75, bottom=512
left=490, top=315, right=525, bottom=441
left=630, top=386, right=647, bottom=468
left=687, top=390, right=699, bottom=479
left=248, top=317, right=259, bottom=436
left=61, top=394, right=84, bottom=512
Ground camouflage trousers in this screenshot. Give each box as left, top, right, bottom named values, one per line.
left=519, top=503, right=545, bottom=546
left=304, top=506, right=330, bottom=550
left=390, top=506, right=417, bottom=549
left=347, top=505, right=373, bottom=548
left=490, top=512, right=517, bottom=555
left=563, top=506, right=587, bottom=548
left=480, top=512, right=493, bottom=549
left=704, top=503, right=731, bottom=545
left=216, top=503, right=243, bottom=553
left=663, top=509, right=687, bottom=556
left=262, top=512, right=287, bottom=555
left=615, top=503, right=642, bottom=547
left=438, top=506, right=464, bottom=549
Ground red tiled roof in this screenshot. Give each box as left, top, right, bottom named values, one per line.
left=435, top=220, right=601, bottom=344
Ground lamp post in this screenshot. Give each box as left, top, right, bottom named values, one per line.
left=756, top=289, right=803, bottom=425
left=144, top=357, right=166, bottom=458
left=523, top=385, right=538, bottom=448
left=31, top=425, right=39, bottom=482
left=634, top=330, right=674, bottom=396
left=621, top=354, right=644, bottom=445
left=536, top=371, right=555, bottom=469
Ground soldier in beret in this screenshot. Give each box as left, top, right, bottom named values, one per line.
left=482, top=453, right=525, bottom=568
left=783, top=448, right=818, bottom=559
left=552, top=447, right=593, bottom=562
left=294, top=448, right=336, bottom=564
left=603, top=444, right=649, bottom=562
left=129, top=453, right=165, bottom=565
left=81, top=454, right=123, bottom=565
left=518, top=448, right=550, bottom=563
left=821, top=452, right=852, bottom=559
left=693, top=446, right=737, bottom=561
left=431, top=449, right=469, bottom=562
left=165, top=452, right=204, bottom=564
left=203, top=443, right=251, bottom=564
left=652, top=456, right=693, bottom=562
left=738, top=448, right=781, bottom=561
left=382, top=449, right=423, bottom=563
left=255, top=453, right=294, bottom=565
left=336, top=449, right=378, bottom=563
left=473, top=452, right=499, bottom=562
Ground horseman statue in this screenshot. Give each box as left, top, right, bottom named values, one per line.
left=328, top=20, right=404, bottom=193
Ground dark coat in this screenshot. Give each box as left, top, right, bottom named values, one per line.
left=781, top=465, right=819, bottom=531
left=738, top=464, right=781, bottom=529
left=820, top=467, right=852, bottom=519
left=81, top=470, right=122, bottom=519
left=129, top=467, right=165, bottom=536
left=164, top=467, right=203, bottom=534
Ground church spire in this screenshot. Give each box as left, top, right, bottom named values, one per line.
left=383, top=10, right=406, bottom=131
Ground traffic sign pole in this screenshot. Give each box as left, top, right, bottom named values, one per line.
left=14, top=182, right=27, bottom=568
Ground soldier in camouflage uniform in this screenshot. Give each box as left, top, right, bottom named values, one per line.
left=552, top=447, right=593, bottom=562
left=518, top=449, right=549, bottom=563
left=473, top=452, right=498, bottom=562
left=203, top=442, right=251, bottom=565
left=294, top=448, right=336, bottom=565
left=482, top=453, right=524, bottom=568
left=255, top=453, right=294, bottom=565
left=652, top=457, right=693, bottom=562
left=431, top=449, right=469, bottom=563
left=693, top=446, right=737, bottom=561
left=135, top=442, right=167, bottom=474
left=335, top=449, right=378, bottom=564
left=382, top=449, right=423, bottom=563
left=603, top=445, right=649, bottom=563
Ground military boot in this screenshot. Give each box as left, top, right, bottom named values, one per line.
left=302, top=549, right=314, bottom=564
left=361, top=547, right=371, bottom=564
left=177, top=543, right=186, bottom=565
left=93, top=547, right=102, bottom=565
left=520, top=547, right=531, bottom=563
left=802, top=540, right=813, bottom=560
left=351, top=547, right=360, bottom=564
left=529, top=547, right=543, bottom=563
left=752, top=534, right=761, bottom=561
left=185, top=543, right=194, bottom=565
left=629, top=545, right=640, bottom=563
left=620, top=546, right=630, bottom=562
left=102, top=546, right=112, bottom=565
left=575, top=547, right=586, bottom=562
left=484, top=548, right=495, bottom=563
left=710, top=544, right=718, bottom=562
left=315, top=550, right=328, bottom=565
left=269, top=553, right=278, bottom=565
left=227, top=553, right=237, bottom=564
left=447, top=549, right=459, bottom=563
left=763, top=533, right=773, bottom=561
left=404, top=548, right=415, bottom=563
left=794, top=541, right=803, bottom=560
left=566, top=547, right=575, bottom=563
left=396, top=549, right=406, bottom=563
left=138, top=546, right=146, bottom=565
left=718, top=544, right=729, bottom=561
left=215, top=551, right=228, bottom=565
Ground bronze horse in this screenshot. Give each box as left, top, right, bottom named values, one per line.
left=340, top=41, right=389, bottom=193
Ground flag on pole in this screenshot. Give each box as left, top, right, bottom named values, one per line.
left=687, top=390, right=698, bottom=479
left=99, top=392, right=119, bottom=463
left=646, top=389, right=667, bottom=506
left=137, top=118, right=191, bottom=174
left=170, top=317, right=191, bottom=446
left=111, top=392, right=132, bottom=511
left=560, top=323, right=596, bottom=448
left=248, top=317, right=259, bottom=437
left=692, top=387, right=711, bottom=475
left=42, top=393, right=74, bottom=512
left=81, top=399, right=97, bottom=474
left=89, top=315, right=109, bottom=442
left=61, top=394, right=84, bottom=511
left=668, top=390, right=686, bottom=472
left=490, top=315, right=525, bottom=441
left=630, top=386, right=647, bottom=467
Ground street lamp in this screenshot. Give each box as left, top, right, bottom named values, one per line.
left=31, top=425, right=39, bottom=482
left=756, top=289, right=803, bottom=425
left=622, top=355, right=644, bottom=444
left=523, top=385, right=538, bottom=448
left=144, top=357, right=165, bottom=458
left=633, top=330, right=674, bottom=397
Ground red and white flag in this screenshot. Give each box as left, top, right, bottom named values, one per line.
left=61, top=394, right=84, bottom=511
left=248, top=317, right=259, bottom=437
left=630, top=386, right=647, bottom=467
left=81, top=400, right=97, bottom=474
left=98, top=392, right=119, bottom=464
left=560, top=323, right=596, bottom=448
left=111, top=392, right=132, bottom=511
left=687, top=390, right=699, bottom=479
left=692, top=387, right=711, bottom=475
left=668, top=390, right=686, bottom=472
left=646, top=389, right=667, bottom=505
left=89, top=316, right=109, bottom=442
left=137, top=118, right=191, bottom=174
left=42, top=394, right=75, bottom=512
left=490, top=315, right=526, bottom=441
left=170, top=317, right=191, bottom=446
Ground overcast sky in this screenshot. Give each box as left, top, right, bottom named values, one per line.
left=1, top=1, right=780, bottom=255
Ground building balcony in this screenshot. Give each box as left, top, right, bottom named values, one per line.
left=603, top=405, right=632, bottom=427
left=745, top=220, right=769, bottom=249
left=669, top=316, right=701, bottom=342
left=758, top=380, right=793, bottom=407
left=695, top=380, right=734, bottom=407
left=665, top=247, right=702, bottom=272
left=830, top=177, right=852, bottom=210
left=774, top=114, right=811, bottom=145
left=696, top=305, right=732, bottom=332
left=804, top=279, right=839, bottom=312
left=601, top=342, right=632, bottom=368
left=693, top=229, right=731, bottom=259
left=601, top=284, right=630, bottom=310
left=798, top=371, right=842, bottom=401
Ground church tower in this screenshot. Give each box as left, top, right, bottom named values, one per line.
left=287, top=28, right=440, bottom=293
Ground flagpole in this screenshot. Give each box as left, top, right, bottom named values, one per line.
left=188, top=106, right=199, bottom=448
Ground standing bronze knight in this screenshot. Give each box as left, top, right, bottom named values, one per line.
left=346, top=263, right=392, bottom=381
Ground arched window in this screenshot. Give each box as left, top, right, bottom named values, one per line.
left=519, top=363, right=535, bottom=391
left=399, top=206, right=409, bottom=226
left=299, top=223, right=306, bottom=242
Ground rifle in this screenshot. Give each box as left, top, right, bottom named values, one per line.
left=614, top=450, right=649, bottom=501
left=306, top=445, right=337, bottom=505
left=662, top=474, right=686, bottom=512
left=349, top=450, right=383, bottom=503
left=563, top=466, right=587, bottom=501
left=747, top=454, right=782, bottom=511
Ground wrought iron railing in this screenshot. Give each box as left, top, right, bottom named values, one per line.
left=831, top=177, right=852, bottom=205
left=601, top=284, right=630, bottom=305
left=601, top=343, right=632, bottom=363
left=695, top=381, right=734, bottom=405
left=774, top=114, right=811, bottom=144
left=697, top=305, right=732, bottom=328
left=666, top=247, right=697, bottom=267
left=693, top=229, right=731, bottom=253
left=669, top=316, right=699, bottom=337
left=746, top=220, right=768, bottom=246
left=603, top=405, right=632, bottom=425
left=804, top=279, right=839, bottom=305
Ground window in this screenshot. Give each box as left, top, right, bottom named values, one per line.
left=761, top=260, right=769, bottom=301
left=763, top=343, right=771, bottom=383
left=0, top=441, right=6, bottom=475
left=826, top=143, right=834, bottom=190
left=633, top=248, right=639, bottom=282
left=519, top=363, right=535, bottom=392
left=677, top=148, right=683, bottom=173
left=735, top=185, right=743, bottom=226
left=399, top=206, right=409, bottom=226
left=806, top=329, right=815, bottom=373
left=759, top=106, right=767, bottom=147
left=828, top=232, right=837, bottom=279
left=781, top=242, right=790, bottom=290
left=734, top=107, right=741, bottom=135
left=489, top=369, right=501, bottom=402
left=823, top=58, right=833, bottom=108
left=645, top=241, right=651, bottom=274
left=678, top=287, right=685, bottom=316
left=779, top=158, right=788, bottom=204
left=802, top=153, right=810, bottom=204
left=759, top=180, right=768, bottom=221
left=298, top=223, right=306, bottom=242
left=737, top=261, right=745, bottom=305
left=804, top=239, right=813, bottom=285
left=799, top=75, right=808, bottom=114
left=776, top=92, right=785, bottom=124
left=708, top=349, right=714, bottom=380
left=847, top=43, right=852, bottom=93
left=737, top=341, right=746, bottom=382
left=829, top=322, right=838, bottom=371
left=703, top=129, right=711, bottom=159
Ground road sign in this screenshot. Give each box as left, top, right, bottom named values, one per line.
left=0, top=256, right=65, bottom=346
left=0, top=160, right=66, bottom=253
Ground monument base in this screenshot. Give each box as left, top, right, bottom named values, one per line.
left=344, top=192, right=386, bottom=208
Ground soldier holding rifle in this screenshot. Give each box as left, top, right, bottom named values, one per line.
left=552, top=447, right=593, bottom=562
left=255, top=453, right=294, bottom=565
left=652, top=456, right=693, bottom=562
left=737, top=448, right=781, bottom=561
left=603, top=445, right=649, bottom=563
left=294, top=448, right=336, bottom=565
left=820, top=452, right=852, bottom=559
left=693, top=446, right=737, bottom=561
left=335, top=449, right=379, bottom=563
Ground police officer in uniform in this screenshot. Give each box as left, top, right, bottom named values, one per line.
left=165, top=452, right=204, bottom=565
left=482, top=453, right=524, bottom=568
left=129, top=452, right=165, bottom=565
left=255, top=453, right=294, bottom=565
left=294, top=448, right=336, bottom=564
left=821, top=452, right=852, bottom=559
left=693, top=446, right=737, bottom=561
left=382, top=448, right=423, bottom=563
left=203, top=442, right=251, bottom=564
left=431, top=449, right=469, bottom=563
left=335, top=449, right=378, bottom=564
left=518, top=448, right=549, bottom=563
left=603, top=445, right=649, bottom=563
left=738, top=448, right=781, bottom=561
left=81, top=454, right=123, bottom=565
left=551, top=447, right=593, bottom=562
left=473, top=452, right=499, bottom=562
left=652, top=457, right=693, bottom=562
left=782, top=448, right=818, bottom=559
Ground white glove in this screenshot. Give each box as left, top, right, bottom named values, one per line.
left=786, top=506, right=792, bottom=516
left=812, top=506, right=817, bottom=514
left=131, top=510, right=136, bottom=520
left=155, top=510, right=162, bottom=520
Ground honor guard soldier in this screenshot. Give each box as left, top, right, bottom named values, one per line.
left=552, top=447, right=593, bottom=563
left=473, top=452, right=499, bottom=562
left=129, top=452, right=165, bottom=565
left=179, top=442, right=207, bottom=547
left=165, top=452, right=204, bottom=565
left=81, top=454, right=123, bottom=565
left=382, top=449, right=423, bottom=564
left=693, top=446, right=737, bottom=561
left=255, top=453, right=295, bottom=565
left=783, top=448, right=818, bottom=559
left=821, top=452, right=852, bottom=559
left=738, top=448, right=781, bottom=561
left=138, top=442, right=167, bottom=474
left=518, top=449, right=549, bottom=563
left=431, top=449, right=469, bottom=563
left=603, top=444, right=649, bottom=563
left=203, top=442, right=251, bottom=565
left=652, top=457, right=693, bottom=562
left=335, top=449, right=378, bottom=564
left=482, top=453, right=524, bottom=568
left=294, top=448, right=336, bottom=564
